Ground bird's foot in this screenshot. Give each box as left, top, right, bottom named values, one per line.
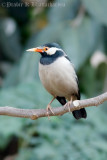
left=64, top=101, right=72, bottom=112
left=46, top=104, right=54, bottom=120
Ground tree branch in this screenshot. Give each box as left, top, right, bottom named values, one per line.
left=0, top=92, right=107, bottom=120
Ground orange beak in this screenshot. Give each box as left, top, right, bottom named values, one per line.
left=26, top=48, right=43, bottom=53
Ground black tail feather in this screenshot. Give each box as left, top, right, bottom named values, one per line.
left=56, top=96, right=87, bottom=120
left=72, top=108, right=87, bottom=120
left=56, top=96, right=66, bottom=105
left=80, top=108, right=87, bottom=118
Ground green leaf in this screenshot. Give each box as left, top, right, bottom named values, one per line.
left=16, top=148, right=33, bottom=160
left=48, top=0, right=80, bottom=23
left=82, top=0, right=107, bottom=25
left=61, top=17, right=101, bottom=69
left=0, top=117, right=23, bottom=149
left=79, top=62, right=96, bottom=96
left=3, top=64, right=20, bottom=88
left=0, top=18, right=22, bottom=61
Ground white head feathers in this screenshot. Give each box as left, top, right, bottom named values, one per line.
left=46, top=47, right=66, bottom=56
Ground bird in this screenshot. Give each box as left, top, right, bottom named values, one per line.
left=26, top=42, right=87, bottom=119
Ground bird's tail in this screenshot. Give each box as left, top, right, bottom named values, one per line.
left=56, top=96, right=87, bottom=120
left=72, top=109, right=87, bottom=120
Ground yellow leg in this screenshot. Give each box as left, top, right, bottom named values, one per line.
left=47, top=97, right=56, bottom=118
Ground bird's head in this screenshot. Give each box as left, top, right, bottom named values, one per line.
left=26, top=43, right=64, bottom=57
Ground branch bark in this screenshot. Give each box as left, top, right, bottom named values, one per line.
left=0, top=92, right=107, bottom=120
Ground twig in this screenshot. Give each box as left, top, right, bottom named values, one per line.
left=0, top=92, right=107, bottom=120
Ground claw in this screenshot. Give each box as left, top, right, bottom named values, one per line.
left=64, top=101, right=72, bottom=112
left=46, top=104, right=54, bottom=120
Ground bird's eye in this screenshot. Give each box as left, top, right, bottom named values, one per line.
left=43, top=47, right=49, bottom=51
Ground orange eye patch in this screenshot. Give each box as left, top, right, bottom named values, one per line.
left=43, top=47, right=49, bottom=51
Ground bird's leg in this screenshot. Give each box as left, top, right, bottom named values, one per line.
left=47, top=97, right=56, bottom=118
left=64, top=97, right=73, bottom=112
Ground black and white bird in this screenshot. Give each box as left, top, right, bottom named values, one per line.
left=27, top=43, right=87, bottom=119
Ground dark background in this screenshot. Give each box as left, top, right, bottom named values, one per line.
left=0, top=0, right=107, bottom=160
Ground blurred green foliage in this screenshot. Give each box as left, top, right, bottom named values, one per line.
left=0, top=0, right=107, bottom=159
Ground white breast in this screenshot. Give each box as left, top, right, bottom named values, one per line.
left=39, top=57, right=78, bottom=100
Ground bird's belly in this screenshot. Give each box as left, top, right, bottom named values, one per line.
left=39, top=60, right=78, bottom=98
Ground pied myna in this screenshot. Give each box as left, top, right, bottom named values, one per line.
left=27, top=43, right=87, bottom=119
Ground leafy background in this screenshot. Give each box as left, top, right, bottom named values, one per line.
left=0, top=0, right=107, bottom=160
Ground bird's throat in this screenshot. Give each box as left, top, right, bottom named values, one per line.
left=40, top=50, right=64, bottom=65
